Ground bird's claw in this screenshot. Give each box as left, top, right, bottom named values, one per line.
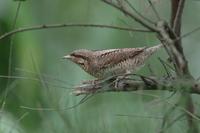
left=82, top=79, right=99, bottom=85
left=114, top=75, right=127, bottom=89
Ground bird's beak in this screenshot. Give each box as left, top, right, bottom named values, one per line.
left=62, top=55, right=72, bottom=59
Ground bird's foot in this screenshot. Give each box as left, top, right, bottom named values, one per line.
left=82, top=79, right=100, bottom=85
left=114, top=75, right=129, bottom=89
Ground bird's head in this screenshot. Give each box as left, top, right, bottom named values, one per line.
left=63, top=49, right=93, bottom=71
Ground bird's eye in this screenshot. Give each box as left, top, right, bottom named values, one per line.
left=77, top=58, right=85, bottom=66
left=79, top=62, right=84, bottom=66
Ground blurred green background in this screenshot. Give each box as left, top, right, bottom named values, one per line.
left=0, top=0, right=200, bottom=133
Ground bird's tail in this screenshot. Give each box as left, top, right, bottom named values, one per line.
left=145, top=44, right=163, bottom=55
left=149, top=44, right=163, bottom=51
left=146, top=44, right=163, bottom=52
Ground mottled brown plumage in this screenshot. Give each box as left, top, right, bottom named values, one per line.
left=63, top=44, right=162, bottom=78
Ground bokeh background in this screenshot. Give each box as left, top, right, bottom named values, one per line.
left=0, top=0, right=200, bottom=133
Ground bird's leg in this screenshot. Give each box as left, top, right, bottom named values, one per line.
left=114, top=70, right=132, bottom=89
left=82, top=79, right=100, bottom=85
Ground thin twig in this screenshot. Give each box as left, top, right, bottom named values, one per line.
left=158, top=57, right=172, bottom=77
left=15, top=67, right=74, bottom=86
left=7, top=2, right=22, bottom=84
left=20, top=93, right=96, bottom=111
left=101, top=0, right=158, bottom=32
left=124, top=0, right=155, bottom=24
left=0, top=24, right=152, bottom=41
left=0, top=75, right=73, bottom=90
left=1, top=1, right=22, bottom=113
left=147, top=64, right=155, bottom=76
left=30, top=52, right=53, bottom=99
left=177, top=26, right=200, bottom=41
left=115, top=114, right=163, bottom=119
left=147, top=0, right=161, bottom=21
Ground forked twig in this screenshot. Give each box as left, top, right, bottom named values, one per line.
left=101, top=0, right=158, bottom=31
left=124, top=0, right=155, bottom=24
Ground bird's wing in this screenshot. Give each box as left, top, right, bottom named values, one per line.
left=95, top=47, right=146, bottom=70
left=93, top=49, right=118, bottom=55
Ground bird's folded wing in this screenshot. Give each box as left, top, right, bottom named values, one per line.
left=95, top=47, right=146, bottom=70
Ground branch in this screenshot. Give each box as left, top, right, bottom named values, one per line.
left=0, top=23, right=152, bottom=41
left=170, top=0, right=198, bottom=132
left=124, top=0, right=155, bottom=24
left=156, top=21, right=190, bottom=76
left=170, top=0, right=186, bottom=61
left=100, top=0, right=190, bottom=76
left=171, top=0, right=185, bottom=35
left=73, top=76, right=200, bottom=96
left=101, top=0, right=158, bottom=32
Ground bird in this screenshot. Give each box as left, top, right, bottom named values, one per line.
left=63, top=44, right=162, bottom=79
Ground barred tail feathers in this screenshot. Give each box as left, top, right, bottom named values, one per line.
left=145, top=44, right=162, bottom=55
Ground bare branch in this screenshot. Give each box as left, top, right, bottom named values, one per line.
left=0, top=23, right=152, bottom=41
left=170, top=0, right=185, bottom=54
left=101, top=0, right=158, bottom=32
left=124, top=0, right=156, bottom=24
left=172, top=0, right=185, bottom=33
left=170, top=1, right=198, bottom=132
left=156, top=21, right=187, bottom=76
left=73, top=76, right=200, bottom=96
